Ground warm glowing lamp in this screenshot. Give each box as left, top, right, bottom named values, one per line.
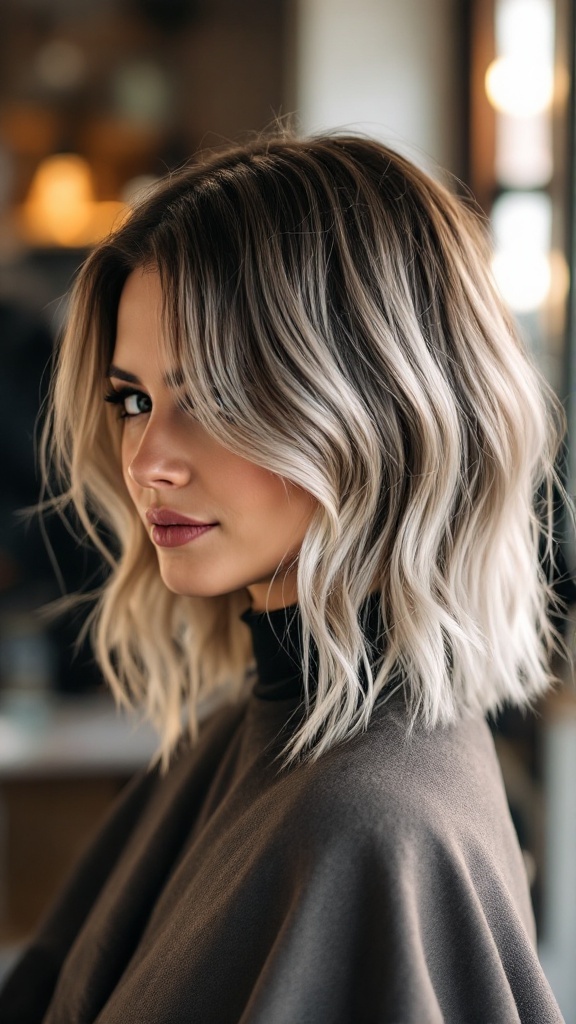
left=22, top=153, right=93, bottom=245
left=21, top=153, right=127, bottom=246
left=485, top=56, right=554, bottom=116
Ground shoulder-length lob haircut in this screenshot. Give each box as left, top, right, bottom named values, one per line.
left=44, top=131, right=572, bottom=768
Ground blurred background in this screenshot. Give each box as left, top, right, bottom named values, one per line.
left=0, top=0, right=575, bottom=1015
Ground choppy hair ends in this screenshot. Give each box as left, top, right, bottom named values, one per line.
left=43, top=131, right=574, bottom=770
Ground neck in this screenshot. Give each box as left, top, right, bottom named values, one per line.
left=240, top=593, right=384, bottom=701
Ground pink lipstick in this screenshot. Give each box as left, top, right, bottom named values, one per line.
left=146, top=509, right=218, bottom=548
left=152, top=524, right=217, bottom=547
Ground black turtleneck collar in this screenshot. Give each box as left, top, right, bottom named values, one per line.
left=239, top=593, right=384, bottom=701
left=239, top=602, right=304, bottom=700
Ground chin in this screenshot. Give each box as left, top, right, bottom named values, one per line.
left=156, top=560, right=235, bottom=600
left=159, top=575, right=225, bottom=599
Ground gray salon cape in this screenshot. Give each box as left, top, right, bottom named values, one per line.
left=0, top=600, right=564, bottom=1023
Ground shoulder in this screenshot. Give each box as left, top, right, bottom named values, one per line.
left=292, top=694, right=503, bottom=832
left=281, top=694, right=530, bottom=909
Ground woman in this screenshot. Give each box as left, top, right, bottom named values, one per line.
left=0, top=132, right=569, bottom=1023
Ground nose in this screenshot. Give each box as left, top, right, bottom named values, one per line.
left=126, top=419, right=192, bottom=490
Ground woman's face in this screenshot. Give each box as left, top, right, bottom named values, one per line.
left=110, top=267, right=317, bottom=612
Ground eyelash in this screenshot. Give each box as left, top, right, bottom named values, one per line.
left=104, top=387, right=151, bottom=419
left=104, top=386, right=232, bottom=423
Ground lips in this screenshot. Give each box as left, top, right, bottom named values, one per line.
left=146, top=508, right=218, bottom=527
left=150, top=522, right=217, bottom=548
left=145, top=508, right=219, bottom=550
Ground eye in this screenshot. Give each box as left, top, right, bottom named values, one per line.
left=123, top=391, right=152, bottom=417
left=104, top=387, right=152, bottom=419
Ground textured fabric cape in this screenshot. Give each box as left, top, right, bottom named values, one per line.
left=0, top=600, right=564, bottom=1023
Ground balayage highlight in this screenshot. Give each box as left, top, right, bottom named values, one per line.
left=42, top=131, right=573, bottom=769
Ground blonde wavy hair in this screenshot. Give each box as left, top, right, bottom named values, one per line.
left=43, top=131, right=573, bottom=769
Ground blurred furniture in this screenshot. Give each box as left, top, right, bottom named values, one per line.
left=0, top=691, right=157, bottom=975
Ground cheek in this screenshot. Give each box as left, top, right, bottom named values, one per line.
left=230, top=464, right=316, bottom=532
left=225, top=464, right=288, bottom=515
left=120, top=433, right=138, bottom=501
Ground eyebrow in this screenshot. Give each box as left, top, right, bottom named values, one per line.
left=107, top=364, right=185, bottom=388
left=107, top=364, right=141, bottom=384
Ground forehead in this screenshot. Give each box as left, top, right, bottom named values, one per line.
left=113, top=267, right=166, bottom=367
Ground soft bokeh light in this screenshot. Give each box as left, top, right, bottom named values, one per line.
left=485, top=56, right=553, bottom=116
left=113, top=62, right=171, bottom=124
left=34, top=40, right=87, bottom=91
left=492, top=190, right=551, bottom=250
left=487, top=0, right=555, bottom=187
left=492, top=250, right=551, bottom=312
left=495, top=111, right=552, bottom=187
left=20, top=153, right=127, bottom=246
left=495, top=0, right=554, bottom=59
left=491, top=190, right=552, bottom=312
